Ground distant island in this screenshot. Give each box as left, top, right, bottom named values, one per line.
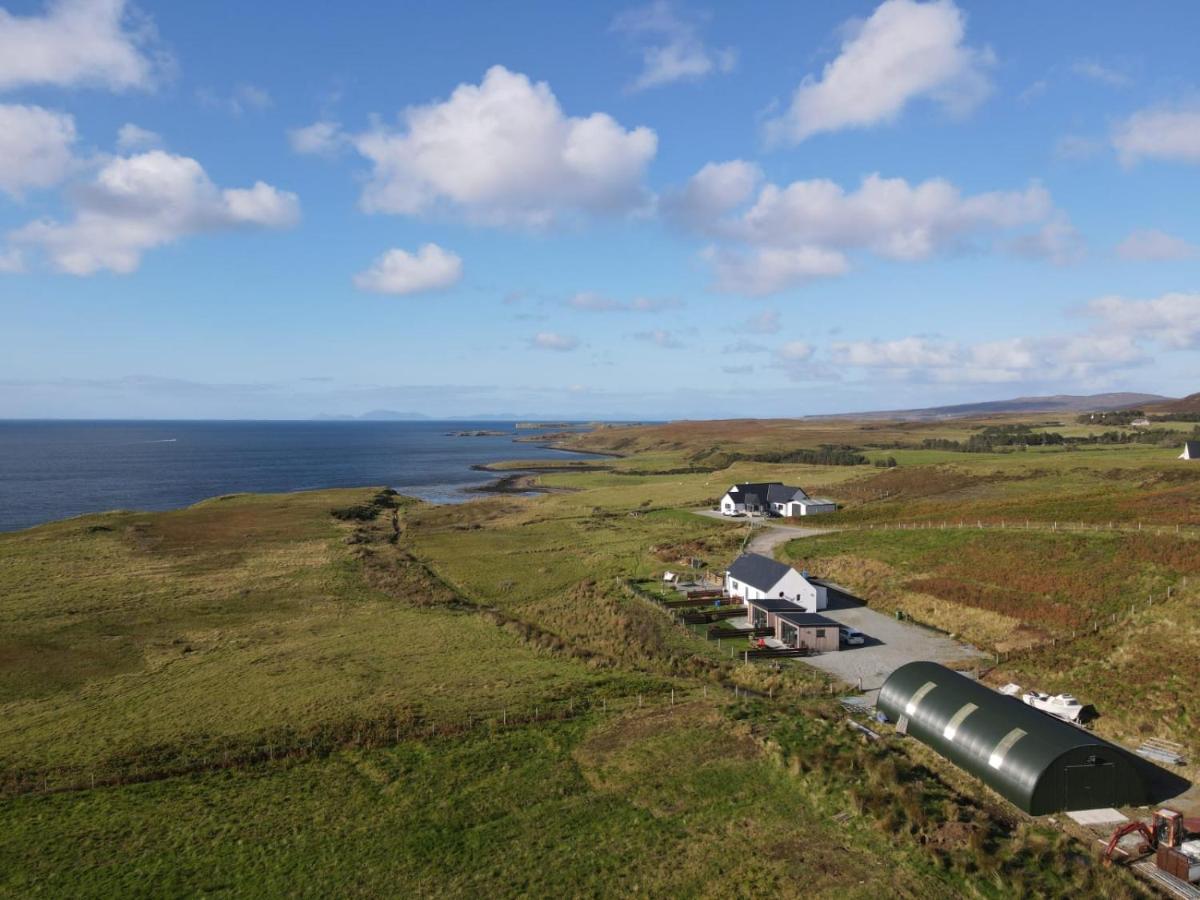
left=313, top=410, right=432, bottom=421
left=447, top=429, right=510, bottom=437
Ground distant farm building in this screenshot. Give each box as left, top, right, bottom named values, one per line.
left=879, top=662, right=1147, bottom=815
left=1181, top=441, right=1200, bottom=461
left=725, top=552, right=828, bottom=613
left=719, top=482, right=836, bottom=517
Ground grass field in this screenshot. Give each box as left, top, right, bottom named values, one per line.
left=3, top=411, right=1190, bottom=895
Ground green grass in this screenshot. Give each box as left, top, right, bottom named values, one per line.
left=0, top=705, right=938, bottom=899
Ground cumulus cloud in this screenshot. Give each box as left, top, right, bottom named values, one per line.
left=778, top=341, right=814, bottom=361
left=612, top=1, right=735, bottom=91
left=0, top=103, right=78, bottom=196
left=116, top=122, right=160, bottom=151
left=353, top=244, right=463, bottom=296
left=352, top=66, right=657, bottom=226
left=567, top=291, right=681, bottom=312
left=1085, top=292, right=1200, bottom=349
left=0, top=0, right=167, bottom=92
left=1113, top=105, right=1200, bottom=166
left=675, top=165, right=1058, bottom=294
left=705, top=245, right=849, bottom=296
left=12, top=150, right=299, bottom=274
left=764, top=0, right=992, bottom=145
left=830, top=332, right=1145, bottom=384
left=531, top=331, right=579, bottom=351
left=660, top=159, right=761, bottom=226
left=1116, top=229, right=1197, bottom=261
left=289, top=120, right=345, bottom=157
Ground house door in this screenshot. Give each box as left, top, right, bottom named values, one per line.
left=1064, top=762, right=1115, bottom=811
left=780, top=623, right=799, bottom=648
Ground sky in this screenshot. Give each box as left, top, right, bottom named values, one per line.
left=1, top=0, right=1199, bottom=420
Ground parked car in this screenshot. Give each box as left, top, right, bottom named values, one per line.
left=839, top=627, right=865, bottom=646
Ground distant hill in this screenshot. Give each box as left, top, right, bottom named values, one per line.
left=1146, top=392, right=1200, bottom=415
left=313, top=410, right=431, bottom=421
left=828, top=392, right=1172, bottom=421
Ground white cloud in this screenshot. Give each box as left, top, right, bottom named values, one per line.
left=12, top=150, right=299, bottom=275
left=778, top=341, right=814, bottom=361
left=1071, top=60, right=1130, bottom=88
left=1113, top=105, right=1200, bottom=166
left=116, top=122, right=160, bottom=150
left=353, top=244, right=463, bottom=296
left=1116, top=229, right=1197, bottom=262
left=289, top=120, right=345, bottom=157
left=660, top=159, right=761, bottom=225
left=706, top=245, right=849, bottom=296
left=531, top=331, right=579, bottom=351
left=0, top=0, right=166, bottom=92
left=764, top=0, right=992, bottom=145
left=0, top=103, right=78, bottom=196
left=676, top=165, right=1058, bottom=294
left=1086, top=293, right=1200, bottom=349
left=352, top=65, right=657, bottom=226
left=612, top=1, right=736, bottom=91
left=830, top=331, right=1145, bottom=384
left=567, top=291, right=680, bottom=312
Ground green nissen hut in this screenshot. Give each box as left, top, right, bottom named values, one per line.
left=878, top=662, right=1146, bottom=815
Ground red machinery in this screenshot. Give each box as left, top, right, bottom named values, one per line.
left=1103, top=808, right=1200, bottom=868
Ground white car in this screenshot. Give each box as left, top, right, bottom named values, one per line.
left=839, top=627, right=865, bottom=646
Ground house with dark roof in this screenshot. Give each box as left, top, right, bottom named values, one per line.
left=725, top=552, right=828, bottom=613
left=1181, top=441, right=1200, bottom=461
left=719, top=482, right=836, bottom=517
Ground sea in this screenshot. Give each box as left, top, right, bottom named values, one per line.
left=0, top=420, right=599, bottom=533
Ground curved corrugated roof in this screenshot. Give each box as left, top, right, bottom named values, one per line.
left=878, top=661, right=1146, bottom=814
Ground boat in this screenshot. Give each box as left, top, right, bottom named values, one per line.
left=1022, top=690, right=1086, bottom=723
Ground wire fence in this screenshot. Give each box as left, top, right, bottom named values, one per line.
left=858, top=518, right=1200, bottom=538
left=0, top=687, right=713, bottom=801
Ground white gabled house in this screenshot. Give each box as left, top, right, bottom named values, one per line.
left=719, top=482, right=836, bottom=517
left=724, top=552, right=828, bottom=613
left=1181, top=441, right=1200, bottom=461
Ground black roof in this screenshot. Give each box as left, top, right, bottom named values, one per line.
left=727, top=482, right=810, bottom=505
left=726, top=552, right=795, bottom=591
left=775, top=610, right=838, bottom=628
left=743, top=595, right=803, bottom=612
left=878, top=662, right=1146, bottom=815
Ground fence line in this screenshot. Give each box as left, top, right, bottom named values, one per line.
left=859, top=518, right=1200, bottom=538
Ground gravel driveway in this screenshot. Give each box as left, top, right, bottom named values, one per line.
left=693, top=509, right=987, bottom=700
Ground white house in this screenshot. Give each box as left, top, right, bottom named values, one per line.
left=1181, top=441, right=1200, bottom=461
left=719, top=482, right=836, bottom=517
left=724, top=552, right=828, bottom=613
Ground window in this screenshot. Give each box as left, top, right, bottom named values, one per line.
left=815, top=629, right=825, bottom=638
left=752, top=607, right=767, bottom=628
left=781, top=623, right=799, bottom=647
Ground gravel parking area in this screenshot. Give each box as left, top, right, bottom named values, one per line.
left=806, top=588, right=987, bottom=702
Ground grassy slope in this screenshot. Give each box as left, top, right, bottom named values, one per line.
left=3, top=413, right=1182, bottom=896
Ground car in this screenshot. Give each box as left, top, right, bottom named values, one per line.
left=721, top=510, right=745, bottom=518
left=839, top=626, right=865, bottom=646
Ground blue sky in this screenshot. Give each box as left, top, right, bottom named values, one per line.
left=1, top=0, right=1199, bottom=419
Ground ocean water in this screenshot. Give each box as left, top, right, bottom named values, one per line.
left=0, top=420, right=597, bottom=532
